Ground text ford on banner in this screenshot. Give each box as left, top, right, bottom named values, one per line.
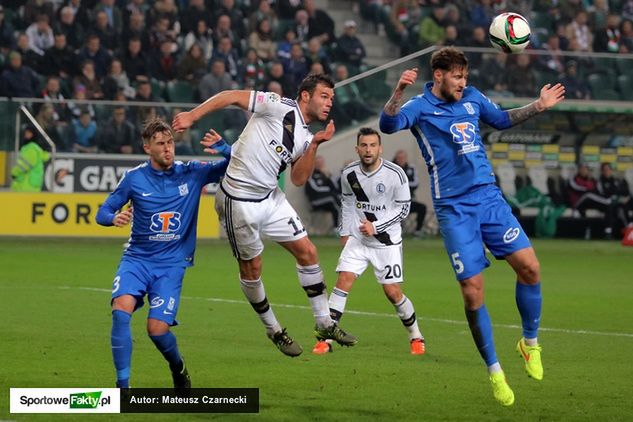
left=0, top=192, right=220, bottom=238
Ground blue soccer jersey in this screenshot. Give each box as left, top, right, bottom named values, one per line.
left=96, top=158, right=228, bottom=266
left=380, top=82, right=512, bottom=200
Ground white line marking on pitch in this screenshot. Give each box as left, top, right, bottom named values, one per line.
left=64, top=286, right=633, bottom=339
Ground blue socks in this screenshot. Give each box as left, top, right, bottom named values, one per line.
left=465, top=305, right=498, bottom=366
left=150, top=331, right=183, bottom=371
left=516, top=281, right=542, bottom=339
left=111, top=310, right=132, bottom=388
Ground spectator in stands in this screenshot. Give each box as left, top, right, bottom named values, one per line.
left=182, top=19, right=214, bottom=62
left=92, top=10, right=118, bottom=53
left=305, top=155, right=341, bottom=231
left=418, top=6, right=445, bottom=49
left=294, top=9, right=311, bottom=46
left=277, top=0, right=303, bottom=21
left=249, top=0, right=278, bottom=35
left=148, top=15, right=178, bottom=53
left=465, top=26, right=489, bottom=73
left=554, top=22, right=570, bottom=51
left=333, top=64, right=373, bottom=122
left=335, top=20, right=366, bottom=69
left=199, top=58, right=234, bottom=100
left=242, top=48, right=267, bottom=90
left=277, top=27, right=297, bottom=63
left=67, top=84, right=96, bottom=121
left=135, top=79, right=162, bottom=103
left=0, top=6, right=15, bottom=52
left=213, top=0, right=247, bottom=40
left=560, top=0, right=584, bottom=23
left=389, top=0, right=421, bottom=55
left=480, top=52, right=509, bottom=94
left=566, top=10, right=593, bottom=53
left=26, top=14, right=54, bottom=56
left=63, top=0, right=91, bottom=31
left=24, top=0, right=55, bottom=28
left=120, top=12, right=150, bottom=51
left=265, top=60, right=295, bottom=97
left=598, top=162, right=633, bottom=234
left=212, top=35, right=241, bottom=81
left=98, top=106, right=137, bottom=154
left=147, top=0, right=180, bottom=37
left=393, top=149, right=427, bottom=237
left=567, top=163, right=616, bottom=238
left=444, top=4, right=470, bottom=44
left=177, top=43, right=207, bottom=84
left=538, top=34, right=565, bottom=76
left=132, top=80, right=165, bottom=131
left=41, top=32, right=75, bottom=80
left=15, top=32, right=42, bottom=73
left=249, top=18, right=277, bottom=62
left=589, top=0, right=609, bottom=31
left=35, top=103, right=64, bottom=149
left=123, top=0, right=150, bottom=30
left=11, top=127, right=50, bottom=192
left=54, top=5, right=84, bottom=51
left=266, top=80, right=283, bottom=96
left=305, top=37, right=332, bottom=75
left=103, top=58, right=135, bottom=100
left=74, top=60, right=104, bottom=100
left=213, top=14, right=240, bottom=55
left=621, top=19, right=633, bottom=52
left=38, top=76, right=71, bottom=126
left=94, top=0, right=123, bottom=35
left=285, top=42, right=309, bottom=94
left=119, top=37, right=149, bottom=82
left=506, top=54, right=537, bottom=98
left=76, top=34, right=112, bottom=79
left=0, top=51, right=40, bottom=98
left=149, top=39, right=178, bottom=82
left=180, top=0, right=213, bottom=35
left=71, top=109, right=98, bottom=153
left=560, top=60, right=590, bottom=100
left=303, top=0, right=336, bottom=46
left=469, top=0, right=495, bottom=29
left=593, top=13, right=621, bottom=53
left=444, top=25, right=459, bottom=46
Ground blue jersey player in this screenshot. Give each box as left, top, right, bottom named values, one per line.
left=96, top=119, right=230, bottom=391
left=380, top=47, right=565, bottom=406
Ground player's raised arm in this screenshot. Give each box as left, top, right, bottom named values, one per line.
left=383, top=68, right=418, bottom=116
left=172, top=90, right=252, bottom=132
left=507, top=83, right=565, bottom=126
left=290, top=120, right=335, bottom=186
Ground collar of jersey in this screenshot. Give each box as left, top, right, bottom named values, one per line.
left=147, top=160, right=174, bottom=176
left=360, top=158, right=383, bottom=177
left=294, top=103, right=307, bottom=127
left=423, top=82, right=445, bottom=106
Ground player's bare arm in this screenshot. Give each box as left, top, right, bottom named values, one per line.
left=508, top=83, right=565, bottom=126
left=384, top=68, right=418, bottom=116
left=359, top=219, right=376, bottom=236
left=172, top=90, right=251, bottom=132
left=290, top=120, right=335, bottom=186
left=113, top=207, right=133, bottom=227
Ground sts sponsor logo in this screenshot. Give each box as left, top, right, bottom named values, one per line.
left=449, top=122, right=479, bottom=155
left=149, top=211, right=182, bottom=241
left=503, top=227, right=520, bottom=243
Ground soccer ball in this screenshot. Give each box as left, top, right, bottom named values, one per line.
left=489, top=12, right=531, bottom=53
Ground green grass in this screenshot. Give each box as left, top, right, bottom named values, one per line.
left=1, top=237, right=632, bottom=421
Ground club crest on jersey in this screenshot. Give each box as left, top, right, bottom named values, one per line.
left=376, top=183, right=386, bottom=194
left=463, top=102, right=475, bottom=114
left=149, top=211, right=182, bottom=241
left=449, top=122, right=479, bottom=155
left=179, top=183, right=189, bottom=196
left=503, top=227, right=520, bottom=243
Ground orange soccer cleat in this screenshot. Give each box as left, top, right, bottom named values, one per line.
left=410, top=338, right=426, bottom=355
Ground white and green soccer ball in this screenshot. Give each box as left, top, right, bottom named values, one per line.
left=489, top=12, right=531, bottom=54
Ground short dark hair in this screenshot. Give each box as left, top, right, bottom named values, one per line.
left=430, top=47, right=468, bottom=72
left=296, top=73, right=334, bottom=99
left=142, top=118, right=173, bottom=144
left=356, top=127, right=381, bottom=144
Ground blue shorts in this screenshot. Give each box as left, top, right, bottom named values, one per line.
left=435, top=184, right=531, bottom=281
left=111, top=258, right=186, bottom=325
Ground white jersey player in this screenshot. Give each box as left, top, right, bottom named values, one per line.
left=173, top=74, right=357, bottom=357
left=312, top=128, right=426, bottom=356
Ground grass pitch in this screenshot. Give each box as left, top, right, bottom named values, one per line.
left=1, top=237, right=632, bottom=421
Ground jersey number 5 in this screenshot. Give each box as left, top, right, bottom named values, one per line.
left=451, top=252, right=464, bottom=274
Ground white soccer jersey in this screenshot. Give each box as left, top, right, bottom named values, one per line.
left=221, top=91, right=314, bottom=200
left=340, top=159, right=411, bottom=248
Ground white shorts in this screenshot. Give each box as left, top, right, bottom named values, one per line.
left=335, top=236, right=404, bottom=284
left=215, top=185, right=308, bottom=260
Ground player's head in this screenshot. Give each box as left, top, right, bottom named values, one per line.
left=142, top=118, right=175, bottom=171
left=296, top=73, right=335, bottom=123
left=356, top=127, right=382, bottom=170
left=430, top=47, right=468, bottom=102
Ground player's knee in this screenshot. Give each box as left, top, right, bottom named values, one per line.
left=295, top=242, right=318, bottom=265
left=517, top=260, right=541, bottom=284
left=239, top=257, right=262, bottom=279
left=146, top=319, right=169, bottom=336
left=383, top=285, right=403, bottom=304
left=460, top=277, right=484, bottom=309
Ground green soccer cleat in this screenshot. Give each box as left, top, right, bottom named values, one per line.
left=268, top=328, right=303, bottom=357
left=489, top=371, right=515, bottom=407
left=517, top=337, right=543, bottom=380
left=170, top=358, right=191, bottom=393
left=314, top=323, right=358, bottom=346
